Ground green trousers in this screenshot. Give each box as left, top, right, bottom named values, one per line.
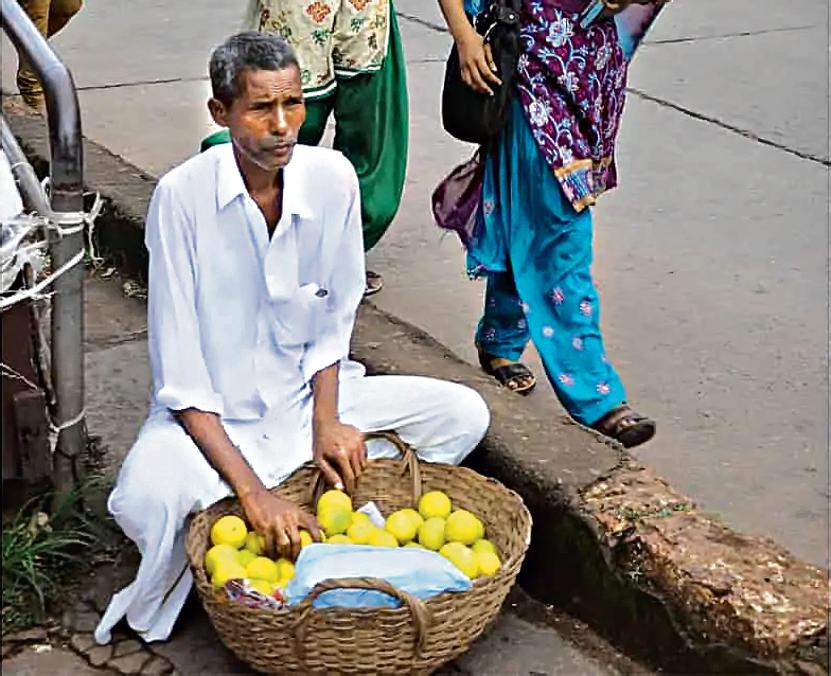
left=201, top=8, right=408, bottom=252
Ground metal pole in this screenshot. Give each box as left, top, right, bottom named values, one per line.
left=1, top=115, right=52, bottom=215
left=2, top=0, right=85, bottom=495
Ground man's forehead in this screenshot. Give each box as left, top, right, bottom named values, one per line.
left=238, top=67, right=301, bottom=96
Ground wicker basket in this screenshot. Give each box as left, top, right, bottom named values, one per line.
left=185, top=432, right=532, bottom=674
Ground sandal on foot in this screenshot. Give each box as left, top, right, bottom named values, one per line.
left=592, top=404, right=656, bottom=448
left=477, top=345, right=536, bottom=395
left=364, top=270, right=383, bottom=297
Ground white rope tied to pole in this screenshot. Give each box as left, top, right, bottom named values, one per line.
left=0, top=184, right=103, bottom=311
left=0, top=248, right=84, bottom=310
left=52, top=406, right=86, bottom=433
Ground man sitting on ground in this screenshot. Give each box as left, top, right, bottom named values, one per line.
left=94, top=32, right=490, bottom=644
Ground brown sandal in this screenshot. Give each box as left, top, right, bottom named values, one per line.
left=592, top=404, right=656, bottom=448
left=364, top=271, right=383, bottom=297
left=477, top=345, right=536, bottom=395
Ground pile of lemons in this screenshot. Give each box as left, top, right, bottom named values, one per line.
left=204, top=489, right=502, bottom=590
left=316, top=489, right=501, bottom=580
left=204, top=515, right=299, bottom=594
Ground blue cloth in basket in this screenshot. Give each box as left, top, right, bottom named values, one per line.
left=285, top=544, right=472, bottom=609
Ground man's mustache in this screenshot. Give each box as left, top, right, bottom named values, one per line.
left=261, top=137, right=296, bottom=150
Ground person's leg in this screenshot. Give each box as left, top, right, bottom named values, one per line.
left=475, top=271, right=536, bottom=394
left=16, top=0, right=51, bottom=109
left=511, top=205, right=628, bottom=426
left=497, top=100, right=653, bottom=444
left=338, top=375, right=490, bottom=466
left=47, top=0, right=82, bottom=36
left=330, top=5, right=409, bottom=253
left=94, top=416, right=228, bottom=644
left=298, top=94, right=335, bottom=146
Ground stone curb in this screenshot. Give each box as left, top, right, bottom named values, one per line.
left=4, top=98, right=827, bottom=673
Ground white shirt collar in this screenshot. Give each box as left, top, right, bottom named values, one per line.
left=214, top=141, right=312, bottom=220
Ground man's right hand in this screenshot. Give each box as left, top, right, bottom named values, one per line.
left=240, top=487, right=322, bottom=560
left=456, top=26, right=501, bottom=96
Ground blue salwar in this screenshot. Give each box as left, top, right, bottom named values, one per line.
left=470, top=97, right=625, bottom=426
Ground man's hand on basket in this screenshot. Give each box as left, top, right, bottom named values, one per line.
left=313, top=419, right=367, bottom=493
left=240, top=488, right=321, bottom=560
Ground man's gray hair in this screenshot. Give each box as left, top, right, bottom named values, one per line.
left=209, top=32, right=299, bottom=105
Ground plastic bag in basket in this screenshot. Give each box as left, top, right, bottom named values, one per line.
left=285, top=544, right=471, bottom=609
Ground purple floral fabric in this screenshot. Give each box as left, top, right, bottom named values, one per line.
left=516, top=2, right=629, bottom=211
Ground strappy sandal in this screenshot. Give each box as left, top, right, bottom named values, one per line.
left=477, top=345, right=537, bottom=395
left=364, top=270, right=383, bottom=297
left=592, top=404, right=656, bottom=448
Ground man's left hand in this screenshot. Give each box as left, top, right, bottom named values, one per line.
left=313, top=419, right=367, bottom=493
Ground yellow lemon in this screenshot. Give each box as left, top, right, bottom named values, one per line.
left=417, top=517, right=446, bottom=551
left=404, top=542, right=424, bottom=549
left=236, top=549, right=257, bottom=567
left=418, top=491, right=452, bottom=520
left=299, top=530, right=314, bottom=549
left=327, top=534, right=352, bottom=545
left=347, top=520, right=376, bottom=545
left=351, top=511, right=371, bottom=527
left=276, top=559, right=295, bottom=580
left=471, top=539, right=498, bottom=557
left=439, top=542, right=479, bottom=579
left=245, top=556, right=280, bottom=583
left=204, top=544, right=239, bottom=576
left=210, top=515, right=248, bottom=549
left=247, top=578, right=273, bottom=596
left=318, top=506, right=352, bottom=537
left=476, top=551, right=501, bottom=577
left=400, top=508, right=425, bottom=530
left=317, top=489, right=353, bottom=514
left=445, top=510, right=484, bottom=546
left=385, top=510, right=419, bottom=545
left=244, top=532, right=265, bottom=555
left=211, top=560, right=247, bottom=588
left=368, top=530, right=398, bottom=548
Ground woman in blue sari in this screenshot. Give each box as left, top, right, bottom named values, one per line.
left=436, top=0, right=664, bottom=447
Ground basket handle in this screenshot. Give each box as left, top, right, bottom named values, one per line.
left=293, top=576, right=433, bottom=662
left=308, top=430, right=424, bottom=507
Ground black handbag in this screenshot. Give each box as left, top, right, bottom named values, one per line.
left=441, top=0, right=522, bottom=145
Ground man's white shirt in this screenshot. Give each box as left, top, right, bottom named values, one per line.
left=145, top=142, right=365, bottom=439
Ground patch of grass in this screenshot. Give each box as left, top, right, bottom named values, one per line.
left=1, top=473, right=114, bottom=634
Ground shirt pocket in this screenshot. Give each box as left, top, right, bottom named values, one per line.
left=270, top=282, right=329, bottom=347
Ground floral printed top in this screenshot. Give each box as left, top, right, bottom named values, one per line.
left=516, top=2, right=630, bottom=211
left=254, top=0, right=390, bottom=99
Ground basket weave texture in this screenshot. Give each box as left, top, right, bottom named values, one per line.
left=185, top=433, right=532, bottom=674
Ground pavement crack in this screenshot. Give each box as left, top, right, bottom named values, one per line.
left=642, top=24, right=817, bottom=47
left=627, top=88, right=830, bottom=167
left=74, top=76, right=208, bottom=93
left=396, top=11, right=449, bottom=33
left=84, top=328, right=147, bottom=352
left=407, top=57, right=448, bottom=64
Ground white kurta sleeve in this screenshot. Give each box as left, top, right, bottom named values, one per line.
left=301, top=173, right=365, bottom=382
left=146, top=180, right=225, bottom=415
